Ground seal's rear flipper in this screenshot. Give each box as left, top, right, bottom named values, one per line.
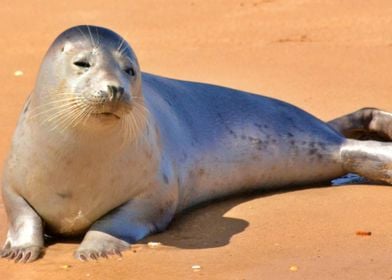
left=328, top=108, right=392, bottom=141
left=341, top=139, right=392, bottom=184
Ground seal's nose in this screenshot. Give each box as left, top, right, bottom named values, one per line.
left=107, top=85, right=125, bottom=101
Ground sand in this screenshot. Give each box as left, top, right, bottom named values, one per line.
left=1, top=0, right=392, bottom=279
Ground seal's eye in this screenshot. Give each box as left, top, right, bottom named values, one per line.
left=124, top=67, right=135, bottom=76
left=74, top=60, right=91, bottom=68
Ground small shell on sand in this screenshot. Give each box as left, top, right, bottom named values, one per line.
left=147, top=241, right=162, bottom=248
left=192, top=265, right=202, bottom=271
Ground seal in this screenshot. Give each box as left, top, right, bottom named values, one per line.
left=2, top=25, right=392, bottom=263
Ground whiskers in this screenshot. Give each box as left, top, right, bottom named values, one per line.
left=77, top=25, right=101, bottom=51
left=28, top=93, right=151, bottom=145
left=119, top=97, right=150, bottom=146
left=29, top=93, right=94, bottom=133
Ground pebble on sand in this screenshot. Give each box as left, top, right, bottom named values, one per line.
left=356, top=230, right=372, bottom=236
left=60, top=264, right=71, bottom=269
left=289, top=265, right=298, bottom=272
left=14, top=70, right=24, bottom=77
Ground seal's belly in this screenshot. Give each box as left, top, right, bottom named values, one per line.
left=15, top=151, right=140, bottom=235
left=24, top=178, right=126, bottom=235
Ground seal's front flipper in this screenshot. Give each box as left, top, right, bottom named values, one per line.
left=74, top=231, right=129, bottom=260
left=328, top=108, right=392, bottom=141
left=74, top=196, right=176, bottom=261
left=1, top=184, right=44, bottom=263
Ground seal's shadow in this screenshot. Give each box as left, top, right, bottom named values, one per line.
left=142, top=195, right=252, bottom=249
left=140, top=185, right=328, bottom=249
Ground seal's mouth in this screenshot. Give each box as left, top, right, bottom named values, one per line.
left=91, top=112, right=121, bottom=119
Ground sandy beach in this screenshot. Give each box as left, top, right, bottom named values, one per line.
left=1, top=1, right=392, bottom=279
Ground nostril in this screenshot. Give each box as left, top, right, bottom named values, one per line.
left=107, top=85, right=116, bottom=95
left=107, top=85, right=125, bottom=100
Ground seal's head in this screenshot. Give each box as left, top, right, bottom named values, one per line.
left=30, top=25, right=145, bottom=133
